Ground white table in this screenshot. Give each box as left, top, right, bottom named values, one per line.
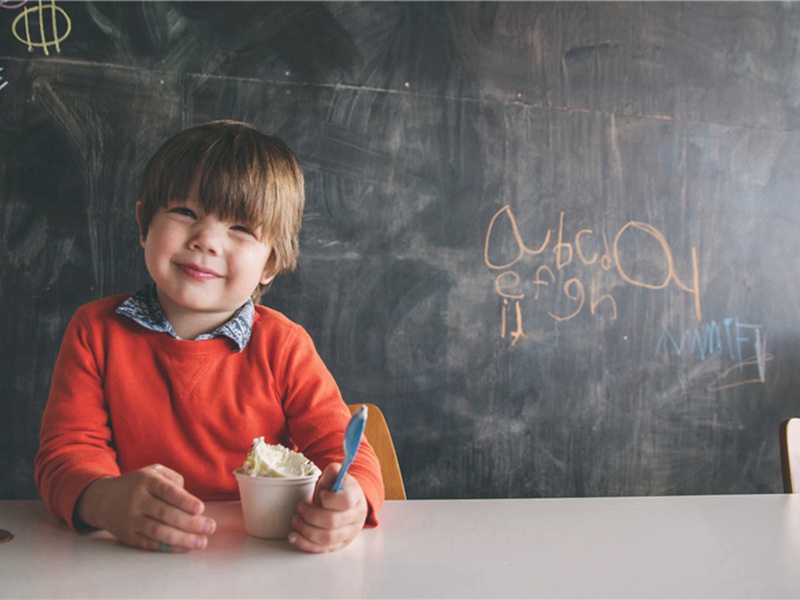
left=2, top=494, right=799, bottom=598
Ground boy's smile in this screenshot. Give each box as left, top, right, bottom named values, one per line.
left=137, top=192, right=273, bottom=340
left=175, top=261, right=224, bottom=281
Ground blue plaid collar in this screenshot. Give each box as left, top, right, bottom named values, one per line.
left=115, top=283, right=254, bottom=352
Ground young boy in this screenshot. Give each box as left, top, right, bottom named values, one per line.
left=34, top=120, right=384, bottom=554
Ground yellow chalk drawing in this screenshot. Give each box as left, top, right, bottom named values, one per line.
left=12, top=0, right=71, bottom=56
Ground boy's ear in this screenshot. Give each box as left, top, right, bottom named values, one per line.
left=261, top=251, right=277, bottom=285
left=135, top=201, right=146, bottom=246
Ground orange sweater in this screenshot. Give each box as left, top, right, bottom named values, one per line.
left=35, top=295, right=384, bottom=529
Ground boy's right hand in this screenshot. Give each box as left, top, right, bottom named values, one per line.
left=75, top=464, right=216, bottom=552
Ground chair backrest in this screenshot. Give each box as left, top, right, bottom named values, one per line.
left=779, top=418, right=800, bottom=493
left=348, top=403, right=406, bottom=500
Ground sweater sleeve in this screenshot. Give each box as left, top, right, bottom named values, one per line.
left=34, top=308, right=121, bottom=529
left=273, top=326, right=385, bottom=527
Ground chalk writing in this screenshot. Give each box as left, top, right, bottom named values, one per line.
left=484, top=205, right=701, bottom=345
left=710, top=327, right=771, bottom=391
left=655, top=317, right=761, bottom=363
left=707, top=354, right=771, bottom=391
left=0, top=1, right=30, bottom=9
left=655, top=317, right=771, bottom=390
left=11, top=0, right=70, bottom=56
left=0, top=67, right=7, bottom=91
left=755, top=328, right=767, bottom=382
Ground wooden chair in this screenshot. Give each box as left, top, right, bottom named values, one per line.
left=348, top=403, right=406, bottom=500
left=779, top=418, right=800, bottom=493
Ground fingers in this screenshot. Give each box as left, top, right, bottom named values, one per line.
left=289, top=501, right=365, bottom=553
left=316, top=463, right=339, bottom=491
left=150, top=464, right=184, bottom=487
left=148, top=464, right=205, bottom=516
left=288, top=520, right=358, bottom=553
left=140, top=496, right=216, bottom=551
left=135, top=465, right=216, bottom=551
left=310, top=464, right=338, bottom=505
left=289, top=464, right=368, bottom=553
left=80, top=465, right=216, bottom=553
left=134, top=510, right=214, bottom=553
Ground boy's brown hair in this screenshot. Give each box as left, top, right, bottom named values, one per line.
left=137, top=120, right=305, bottom=299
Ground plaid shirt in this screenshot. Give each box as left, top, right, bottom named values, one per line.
left=115, top=283, right=254, bottom=352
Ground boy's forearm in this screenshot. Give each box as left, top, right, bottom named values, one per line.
left=73, top=477, right=112, bottom=531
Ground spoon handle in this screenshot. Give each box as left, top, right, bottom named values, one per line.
left=331, top=457, right=353, bottom=492
left=331, top=405, right=368, bottom=492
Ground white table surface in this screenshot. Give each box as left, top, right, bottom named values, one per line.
left=2, top=494, right=799, bottom=599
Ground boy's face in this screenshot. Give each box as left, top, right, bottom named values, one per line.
left=137, top=189, right=273, bottom=334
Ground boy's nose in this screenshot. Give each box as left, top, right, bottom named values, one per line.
left=188, top=222, right=224, bottom=254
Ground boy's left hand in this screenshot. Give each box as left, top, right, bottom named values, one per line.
left=288, top=462, right=368, bottom=553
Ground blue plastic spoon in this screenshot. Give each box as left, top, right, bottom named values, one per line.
left=331, top=404, right=368, bottom=492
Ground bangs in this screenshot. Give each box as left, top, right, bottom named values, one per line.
left=194, top=152, right=272, bottom=233
left=162, top=129, right=275, bottom=232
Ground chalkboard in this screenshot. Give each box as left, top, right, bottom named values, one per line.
left=2, top=1, right=800, bottom=501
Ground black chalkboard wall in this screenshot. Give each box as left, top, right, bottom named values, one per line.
left=2, top=1, right=800, bottom=501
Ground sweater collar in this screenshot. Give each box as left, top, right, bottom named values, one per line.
left=115, top=283, right=253, bottom=352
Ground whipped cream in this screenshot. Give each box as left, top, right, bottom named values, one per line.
left=240, top=437, right=321, bottom=478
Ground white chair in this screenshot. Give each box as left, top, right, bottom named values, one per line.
left=779, top=418, right=800, bottom=493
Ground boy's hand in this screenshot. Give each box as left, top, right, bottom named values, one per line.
left=75, top=464, right=216, bottom=553
left=289, top=462, right=368, bottom=553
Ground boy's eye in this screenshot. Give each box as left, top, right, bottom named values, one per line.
left=231, top=224, right=255, bottom=236
left=169, top=206, right=197, bottom=218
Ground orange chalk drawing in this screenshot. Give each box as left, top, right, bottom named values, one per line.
left=484, top=205, right=701, bottom=342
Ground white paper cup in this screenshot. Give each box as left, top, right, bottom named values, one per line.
left=233, top=469, right=320, bottom=539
